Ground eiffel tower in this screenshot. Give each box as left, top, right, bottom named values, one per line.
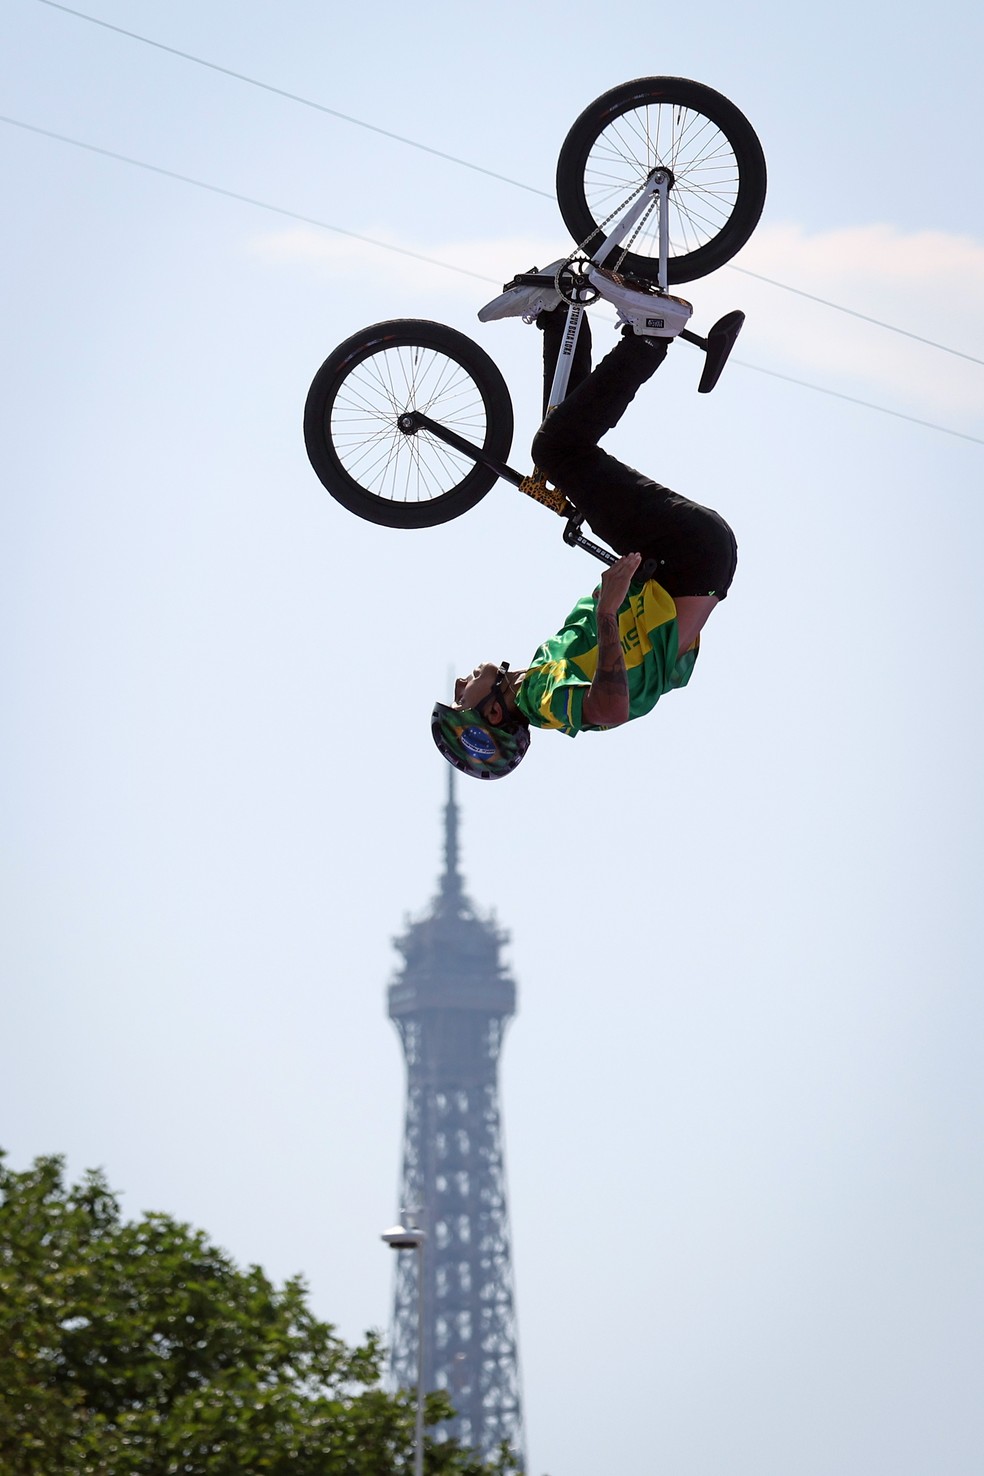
left=387, top=771, right=525, bottom=1466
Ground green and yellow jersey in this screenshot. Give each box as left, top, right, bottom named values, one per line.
left=515, top=577, right=698, bottom=736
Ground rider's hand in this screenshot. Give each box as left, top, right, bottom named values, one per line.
left=595, top=552, right=641, bottom=616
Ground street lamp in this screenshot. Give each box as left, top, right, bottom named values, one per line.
left=381, top=1217, right=427, bottom=1476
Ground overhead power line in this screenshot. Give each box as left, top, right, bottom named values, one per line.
left=735, top=362, right=984, bottom=446
left=34, top=0, right=549, bottom=198
left=731, top=266, right=984, bottom=369
left=34, top=0, right=984, bottom=371
left=0, top=115, right=496, bottom=284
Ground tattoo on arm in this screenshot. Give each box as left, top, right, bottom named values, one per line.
left=584, top=611, right=629, bottom=724
left=595, top=614, right=627, bottom=693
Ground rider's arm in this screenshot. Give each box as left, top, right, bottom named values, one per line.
left=581, top=552, right=641, bottom=728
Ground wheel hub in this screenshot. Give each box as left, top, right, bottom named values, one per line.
left=648, top=164, right=675, bottom=191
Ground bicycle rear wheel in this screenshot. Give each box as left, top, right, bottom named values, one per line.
left=304, top=320, right=514, bottom=528
left=556, top=77, right=767, bottom=285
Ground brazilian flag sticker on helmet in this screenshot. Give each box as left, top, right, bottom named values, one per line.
left=431, top=703, right=530, bottom=781
left=459, top=725, right=498, bottom=762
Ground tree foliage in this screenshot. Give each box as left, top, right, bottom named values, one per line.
left=0, top=1152, right=519, bottom=1476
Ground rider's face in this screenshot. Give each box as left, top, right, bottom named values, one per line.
left=453, top=663, right=501, bottom=710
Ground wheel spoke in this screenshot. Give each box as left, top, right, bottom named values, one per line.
left=328, top=344, right=490, bottom=505
left=582, top=100, right=742, bottom=265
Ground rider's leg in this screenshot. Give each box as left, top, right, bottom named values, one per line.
left=536, top=329, right=669, bottom=457
left=532, top=331, right=737, bottom=600
left=532, top=329, right=668, bottom=499
left=537, top=304, right=593, bottom=420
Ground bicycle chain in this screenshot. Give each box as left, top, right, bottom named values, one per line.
left=564, top=177, right=661, bottom=281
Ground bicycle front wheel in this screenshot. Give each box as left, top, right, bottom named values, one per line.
left=303, top=320, right=514, bottom=529
left=556, top=77, right=767, bottom=285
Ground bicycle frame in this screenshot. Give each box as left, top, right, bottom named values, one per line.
left=399, top=170, right=674, bottom=569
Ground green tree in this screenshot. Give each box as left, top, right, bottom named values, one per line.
left=0, top=1152, right=519, bottom=1476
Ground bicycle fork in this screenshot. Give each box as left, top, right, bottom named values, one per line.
left=590, top=167, right=671, bottom=290
left=545, top=168, right=671, bottom=412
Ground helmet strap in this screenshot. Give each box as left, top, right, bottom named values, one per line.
left=475, top=662, right=512, bottom=725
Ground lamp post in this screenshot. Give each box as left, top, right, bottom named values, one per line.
left=381, top=1217, right=426, bottom=1476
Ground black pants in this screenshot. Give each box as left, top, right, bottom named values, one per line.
left=531, top=308, right=737, bottom=599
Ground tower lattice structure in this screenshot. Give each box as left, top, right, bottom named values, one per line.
left=387, top=773, right=525, bottom=1466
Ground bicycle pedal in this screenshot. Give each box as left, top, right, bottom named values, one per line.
left=518, top=469, right=568, bottom=515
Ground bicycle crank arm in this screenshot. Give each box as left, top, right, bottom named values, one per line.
left=397, top=411, right=524, bottom=488
left=564, top=514, right=660, bottom=577
left=563, top=516, right=615, bottom=565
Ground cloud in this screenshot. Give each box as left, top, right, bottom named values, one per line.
left=253, top=222, right=984, bottom=426
left=707, top=222, right=984, bottom=423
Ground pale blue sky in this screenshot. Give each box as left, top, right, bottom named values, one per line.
left=3, top=3, right=984, bottom=1474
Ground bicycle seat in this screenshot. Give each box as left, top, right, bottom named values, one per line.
left=697, top=310, right=745, bottom=393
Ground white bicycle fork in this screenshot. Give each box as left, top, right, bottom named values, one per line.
left=545, top=168, right=670, bottom=412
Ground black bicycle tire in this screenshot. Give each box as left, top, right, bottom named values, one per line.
left=556, top=76, right=767, bottom=285
left=303, top=319, right=514, bottom=529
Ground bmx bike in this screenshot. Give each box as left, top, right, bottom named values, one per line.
left=304, top=76, right=766, bottom=568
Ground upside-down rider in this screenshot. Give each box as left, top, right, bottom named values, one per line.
left=431, top=263, right=740, bottom=780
